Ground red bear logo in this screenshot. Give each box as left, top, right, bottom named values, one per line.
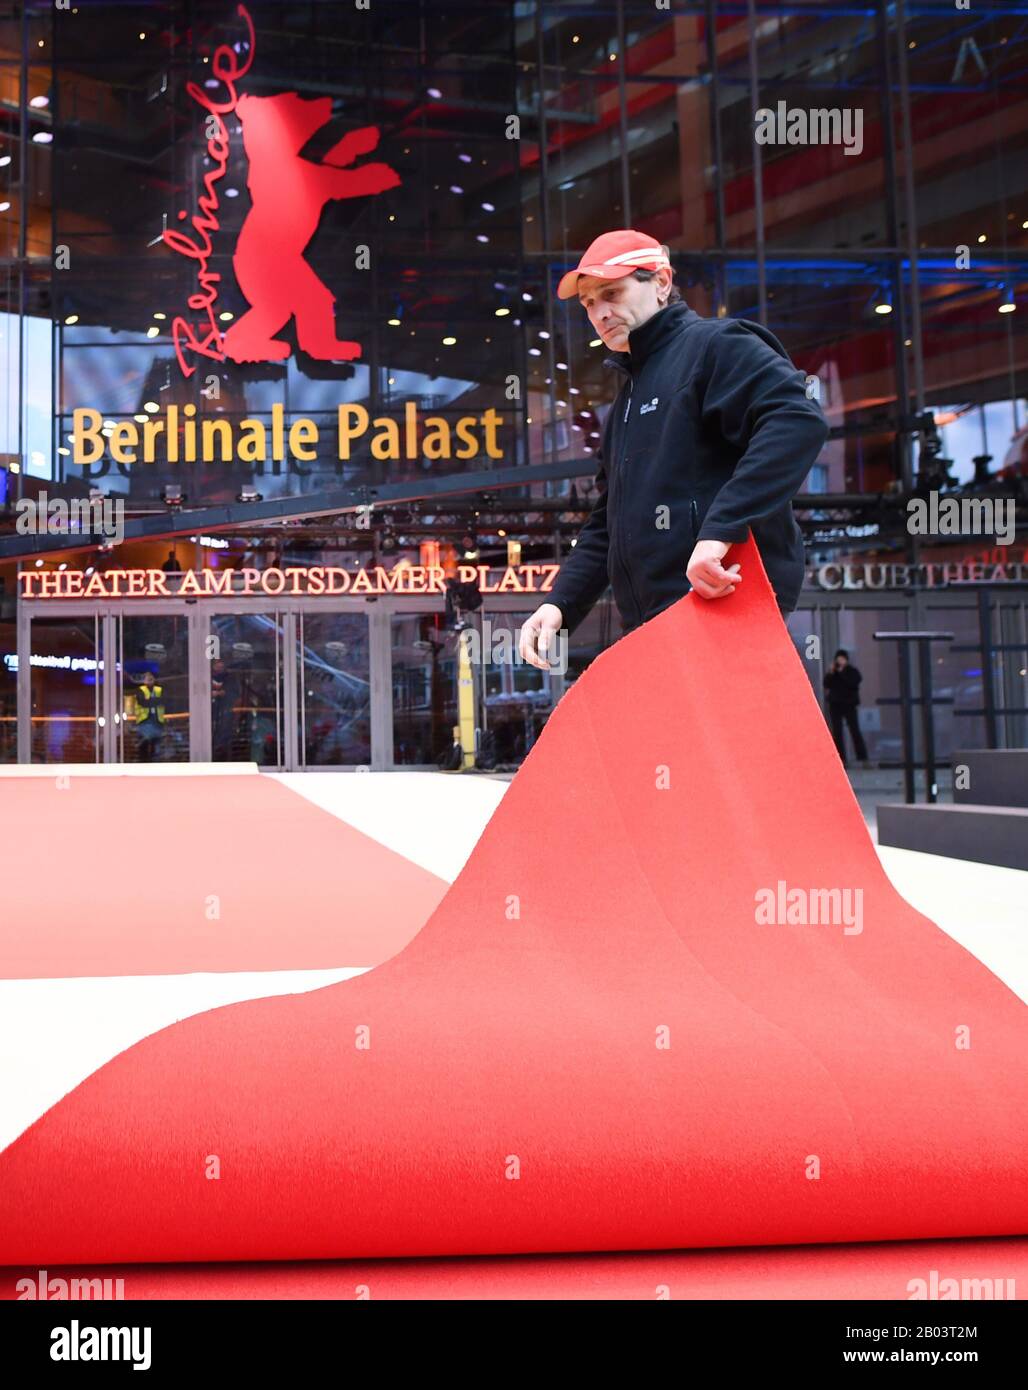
left=221, top=93, right=400, bottom=364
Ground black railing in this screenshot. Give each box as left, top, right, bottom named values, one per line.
left=949, top=587, right=1028, bottom=749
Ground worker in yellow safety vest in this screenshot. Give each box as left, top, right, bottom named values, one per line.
left=132, top=670, right=166, bottom=762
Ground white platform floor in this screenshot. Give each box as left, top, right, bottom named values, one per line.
left=1, top=768, right=1024, bottom=1154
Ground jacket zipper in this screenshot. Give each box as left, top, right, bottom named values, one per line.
left=611, top=378, right=645, bottom=628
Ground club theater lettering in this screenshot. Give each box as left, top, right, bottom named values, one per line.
left=18, top=563, right=560, bottom=601
left=812, top=560, right=1028, bottom=589
left=71, top=404, right=505, bottom=472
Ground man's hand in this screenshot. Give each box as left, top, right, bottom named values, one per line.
left=686, top=539, right=741, bottom=599
left=519, top=603, right=564, bottom=670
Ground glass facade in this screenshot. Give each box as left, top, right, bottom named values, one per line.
left=1, top=1, right=1026, bottom=770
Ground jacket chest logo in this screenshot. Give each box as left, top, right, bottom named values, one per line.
left=638, top=396, right=660, bottom=414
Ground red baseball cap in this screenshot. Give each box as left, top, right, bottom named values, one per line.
left=556, top=229, right=671, bottom=300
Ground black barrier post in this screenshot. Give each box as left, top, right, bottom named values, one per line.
left=873, top=631, right=954, bottom=805
left=898, top=639, right=915, bottom=803
left=978, top=589, right=998, bottom=749
left=917, top=637, right=939, bottom=802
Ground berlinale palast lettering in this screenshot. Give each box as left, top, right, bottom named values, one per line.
left=70, top=403, right=505, bottom=472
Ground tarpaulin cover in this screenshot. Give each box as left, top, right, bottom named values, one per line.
left=2, top=535, right=1026, bottom=1267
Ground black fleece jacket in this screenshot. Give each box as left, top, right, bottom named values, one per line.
left=547, top=301, right=829, bottom=635
left=824, top=665, right=863, bottom=707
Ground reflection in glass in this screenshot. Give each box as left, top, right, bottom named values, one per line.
left=479, top=611, right=554, bottom=768
left=996, top=603, right=1028, bottom=751
left=921, top=604, right=989, bottom=761
left=783, top=608, right=822, bottom=699
left=0, top=621, right=16, bottom=763
left=300, top=613, right=371, bottom=766
left=391, top=614, right=458, bottom=766
left=210, top=614, right=282, bottom=766
left=564, top=595, right=619, bottom=687
left=29, top=617, right=101, bottom=763
left=835, top=608, right=906, bottom=767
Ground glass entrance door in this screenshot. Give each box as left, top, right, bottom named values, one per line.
left=1, top=611, right=16, bottom=764
left=297, top=612, right=372, bottom=766
left=390, top=612, right=460, bottom=767
left=209, top=612, right=284, bottom=766
left=117, top=612, right=191, bottom=764
left=27, top=614, right=105, bottom=763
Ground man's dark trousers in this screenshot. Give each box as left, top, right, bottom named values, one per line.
left=829, top=704, right=868, bottom=765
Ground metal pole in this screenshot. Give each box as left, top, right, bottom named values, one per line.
left=875, top=0, right=914, bottom=493
left=745, top=0, right=767, bottom=325
left=616, top=0, right=631, bottom=227
left=534, top=2, right=558, bottom=473
left=511, top=10, right=531, bottom=473
left=897, top=641, right=915, bottom=804
left=894, top=1, right=926, bottom=429
left=705, top=0, right=726, bottom=256
left=917, top=637, right=937, bottom=803
left=705, top=0, right=727, bottom=314
left=978, top=588, right=998, bottom=749
left=16, top=0, right=28, bottom=505
left=51, top=0, right=58, bottom=486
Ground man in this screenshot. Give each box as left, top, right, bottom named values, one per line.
left=519, top=229, right=829, bottom=669
left=210, top=657, right=234, bottom=760
left=132, top=669, right=166, bottom=762
left=823, top=649, right=871, bottom=768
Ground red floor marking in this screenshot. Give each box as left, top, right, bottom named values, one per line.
left=2, top=537, right=1026, bottom=1265
left=0, top=775, right=445, bottom=979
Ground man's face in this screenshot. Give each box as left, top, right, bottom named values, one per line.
left=576, top=269, right=672, bottom=353
left=836, top=655, right=848, bottom=668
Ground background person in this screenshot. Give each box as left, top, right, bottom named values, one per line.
left=131, top=669, right=166, bottom=762
left=823, top=648, right=871, bottom=768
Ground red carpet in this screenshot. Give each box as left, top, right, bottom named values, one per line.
left=0, top=776, right=444, bottom=978
left=2, top=535, right=1026, bottom=1268
left=7, top=1237, right=1028, bottom=1300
